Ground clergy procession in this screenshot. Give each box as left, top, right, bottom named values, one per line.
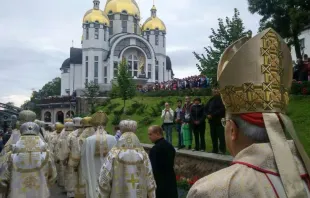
left=0, top=28, right=310, bottom=198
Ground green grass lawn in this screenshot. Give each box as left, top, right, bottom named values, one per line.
left=97, top=95, right=310, bottom=156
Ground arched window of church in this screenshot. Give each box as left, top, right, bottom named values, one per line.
left=127, top=55, right=138, bottom=77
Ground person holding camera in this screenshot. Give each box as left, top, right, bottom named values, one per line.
left=161, top=102, right=174, bottom=144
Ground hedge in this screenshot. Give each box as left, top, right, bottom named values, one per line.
left=291, top=81, right=310, bottom=95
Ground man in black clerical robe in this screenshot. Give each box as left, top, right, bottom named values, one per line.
left=148, top=125, right=178, bottom=198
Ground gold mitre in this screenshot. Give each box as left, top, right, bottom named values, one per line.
left=90, top=111, right=108, bottom=127
left=218, top=28, right=310, bottom=197
left=64, top=118, right=73, bottom=123
left=81, top=117, right=92, bottom=127
left=218, top=28, right=292, bottom=114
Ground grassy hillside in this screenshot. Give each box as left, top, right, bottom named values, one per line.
left=97, top=95, right=310, bottom=156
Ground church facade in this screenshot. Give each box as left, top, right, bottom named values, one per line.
left=60, top=0, right=173, bottom=96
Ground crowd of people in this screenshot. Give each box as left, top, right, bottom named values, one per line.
left=160, top=88, right=225, bottom=154
left=0, top=29, right=310, bottom=198
left=137, top=75, right=210, bottom=92
left=0, top=110, right=179, bottom=198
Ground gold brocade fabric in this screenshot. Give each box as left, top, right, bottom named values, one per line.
left=0, top=136, right=57, bottom=198
left=187, top=141, right=309, bottom=198
left=97, top=132, right=156, bottom=198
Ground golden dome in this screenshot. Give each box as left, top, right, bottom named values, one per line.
left=104, top=0, right=140, bottom=17
left=83, top=9, right=110, bottom=25
left=142, top=5, right=166, bottom=32
left=142, top=17, right=166, bottom=31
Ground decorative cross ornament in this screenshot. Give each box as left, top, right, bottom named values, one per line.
left=127, top=174, right=139, bottom=188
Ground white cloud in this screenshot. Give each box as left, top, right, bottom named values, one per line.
left=0, top=95, right=31, bottom=107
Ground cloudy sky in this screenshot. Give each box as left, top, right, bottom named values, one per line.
left=0, top=0, right=261, bottom=107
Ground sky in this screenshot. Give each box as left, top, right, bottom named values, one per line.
left=0, top=0, right=261, bottom=107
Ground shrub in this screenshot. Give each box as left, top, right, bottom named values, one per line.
left=149, top=105, right=161, bottom=117
left=291, top=81, right=310, bottom=95
left=139, top=116, right=154, bottom=126
left=125, top=107, right=136, bottom=115
left=107, top=103, right=120, bottom=111
left=131, top=101, right=142, bottom=109
left=136, top=104, right=148, bottom=114
left=176, top=176, right=199, bottom=191
left=111, top=114, right=121, bottom=126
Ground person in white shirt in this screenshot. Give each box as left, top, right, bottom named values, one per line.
left=161, top=102, right=174, bottom=144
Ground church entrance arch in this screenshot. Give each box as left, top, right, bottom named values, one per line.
left=121, top=47, right=148, bottom=78
left=56, top=111, right=64, bottom=123
left=44, top=111, right=52, bottom=122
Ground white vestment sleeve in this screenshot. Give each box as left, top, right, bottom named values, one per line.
left=97, top=152, right=114, bottom=197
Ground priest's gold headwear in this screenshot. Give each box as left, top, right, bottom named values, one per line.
left=218, top=29, right=292, bottom=114
left=91, top=111, right=108, bottom=127
left=218, top=28, right=310, bottom=197
left=55, top=122, right=64, bottom=133
left=81, top=117, right=92, bottom=127
left=64, top=118, right=73, bottom=123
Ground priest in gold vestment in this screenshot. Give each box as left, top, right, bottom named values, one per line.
left=187, top=28, right=310, bottom=197
left=54, top=121, right=74, bottom=188
left=1, top=110, right=36, bottom=155
left=98, top=120, right=156, bottom=198
left=75, top=117, right=96, bottom=197
left=65, top=117, right=84, bottom=198
left=0, top=122, right=57, bottom=198
left=81, top=111, right=116, bottom=198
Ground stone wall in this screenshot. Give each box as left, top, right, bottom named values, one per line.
left=142, top=144, right=233, bottom=178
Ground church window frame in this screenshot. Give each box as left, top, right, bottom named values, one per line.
left=94, top=56, right=99, bottom=84
left=122, top=20, right=127, bottom=33
left=148, top=64, right=152, bottom=79
left=163, top=36, right=165, bottom=47
left=95, top=28, right=99, bottom=39
left=155, top=60, right=159, bottom=81
left=104, top=27, right=107, bottom=41
left=109, top=21, right=113, bottom=35
left=86, top=28, right=89, bottom=40
left=155, top=35, right=159, bottom=45
left=127, top=55, right=138, bottom=77
left=113, top=61, right=118, bottom=78
left=134, top=23, right=137, bottom=34
left=85, top=56, right=89, bottom=84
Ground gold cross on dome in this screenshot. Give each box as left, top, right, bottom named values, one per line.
left=127, top=174, right=139, bottom=188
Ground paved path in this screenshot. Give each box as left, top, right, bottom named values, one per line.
left=50, top=185, right=67, bottom=198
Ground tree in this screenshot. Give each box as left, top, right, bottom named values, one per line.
left=194, top=9, right=252, bottom=85
left=83, top=81, right=100, bottom=114
left=114, top=59, right=136, bottom=110
left=20, top=77, right=61, bottom=116
left=248, top=0, right=310, bottom=59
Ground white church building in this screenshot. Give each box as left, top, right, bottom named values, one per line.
left=60, top=0, right=173, bottom=96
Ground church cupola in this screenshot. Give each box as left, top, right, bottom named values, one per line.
left=103, top=0, right=141, bottom=35
left=82, top=0, right=110, bottom=88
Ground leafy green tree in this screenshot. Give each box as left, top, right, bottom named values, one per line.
left=247, top=0, right=310, bottom=59
left=83, top=81, right=100, bottom=114
left=21, top=77, right=61, bottom=115
left=194, top=8, right=252, bottom=85
left=115, top=59, right=136, bottom=110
